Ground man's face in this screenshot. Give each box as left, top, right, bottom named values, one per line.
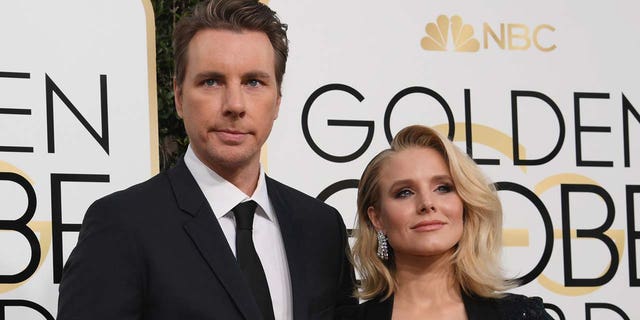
left=175, top=29, right=281, bottom=174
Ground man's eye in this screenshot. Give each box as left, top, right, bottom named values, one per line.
left=246, top=79, right=262, bottom=87
left=395, top=189, right=414, bottom=198
left=203, top=79, right=217, bottom=86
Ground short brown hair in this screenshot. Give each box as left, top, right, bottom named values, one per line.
left=353, top=125, right=515, bottom=300
left=173, top=0, right=289, bottom=94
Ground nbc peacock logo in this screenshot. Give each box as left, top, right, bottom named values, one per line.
left=421, top=15, right=480, bottom=52
left=421, top=14, right=556, bottom=52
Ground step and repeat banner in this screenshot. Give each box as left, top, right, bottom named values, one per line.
left=1, top=0, right=639, bottom=319
left=0, top=0, right=158, bottom=318
left=266, top=1, right=639, bottom=319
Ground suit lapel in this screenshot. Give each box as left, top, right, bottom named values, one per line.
left=266, top=177, right=307, bottom=320
left=168, top=160, right=262, bottom=320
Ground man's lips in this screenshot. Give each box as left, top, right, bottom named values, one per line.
left=216, top=128, right=247, bottom=135
left=212, top=129, right=250, bottom=143
left=410, top=220, right=446, bottom=231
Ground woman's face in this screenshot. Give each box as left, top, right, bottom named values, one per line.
left=369, top=147, right=464, bottom=259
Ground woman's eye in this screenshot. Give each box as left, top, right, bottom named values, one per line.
left=395, top=189, right=414, bottom=198
left=435, top=184, right=453, bottom=193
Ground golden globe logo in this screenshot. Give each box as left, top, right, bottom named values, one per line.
left=421, top=15, right=556, bottom=52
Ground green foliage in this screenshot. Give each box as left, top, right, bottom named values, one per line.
left=151, top=0, right=200, bottom=170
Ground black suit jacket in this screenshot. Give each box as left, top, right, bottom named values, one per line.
left=58, top=159, right=357, bottom=319
left=338, top=293, right=553, bottom=320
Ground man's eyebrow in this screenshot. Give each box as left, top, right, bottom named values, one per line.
left=194, top=71, right=224, bottom=80
left=243, top=71, right=271, bottom=79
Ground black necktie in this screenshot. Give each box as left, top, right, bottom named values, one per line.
left=232, top=201, right=275, bottom=320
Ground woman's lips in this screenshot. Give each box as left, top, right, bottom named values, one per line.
left=411, top=220, right=445, bottom=231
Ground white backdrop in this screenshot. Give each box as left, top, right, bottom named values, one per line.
left=0, top=0, right=157, bottom=318
left=266, top=1, right=640, bottom=319
left=1, top=0, right=639, bottom=319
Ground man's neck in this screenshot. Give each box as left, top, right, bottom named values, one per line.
left=206, top=160, right=261, bottom=196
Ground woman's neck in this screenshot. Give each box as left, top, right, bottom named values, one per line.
left=394, top=252, right=458, bottom=301
left=391, top=252, right=466, bottom=320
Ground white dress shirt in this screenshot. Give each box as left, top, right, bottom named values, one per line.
left=184, top=146, right=293, bottom=320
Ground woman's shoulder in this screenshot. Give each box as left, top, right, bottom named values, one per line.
left=495, top=293, right=554, bottom=319
left=335, top=296, right=393, bottom=320
left=464, top=292, right=553, bottom=319
left=337, top=293, right=553, bottom=320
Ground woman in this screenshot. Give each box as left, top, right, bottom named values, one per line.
left=342, top=125, right=553, bottom=319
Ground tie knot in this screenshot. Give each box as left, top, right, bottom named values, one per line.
left=233, top=200, right=258, bottom=230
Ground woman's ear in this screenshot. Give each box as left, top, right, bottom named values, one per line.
left=367, top=206, right=384, bottom=232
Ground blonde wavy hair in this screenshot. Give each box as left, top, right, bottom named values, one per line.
left=352, top=125, right=515, bottom=300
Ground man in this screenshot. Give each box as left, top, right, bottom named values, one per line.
left=57, top=0, right=357, bottom=319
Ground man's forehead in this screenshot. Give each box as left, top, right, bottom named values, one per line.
left=189, top=28, right=272, bottom=49
left=185, top=29, right=275, bottom=65
left=176, top=29, right=280, bottom=88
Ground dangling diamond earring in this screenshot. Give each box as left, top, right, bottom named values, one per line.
left=377, top=230, right=389, bottom=260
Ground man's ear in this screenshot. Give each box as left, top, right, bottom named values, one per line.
left=173, top=78, right=183, bottom=118
left=367, top=206, right=384, bottom=232
left=273, top=94, right=281, bottom=120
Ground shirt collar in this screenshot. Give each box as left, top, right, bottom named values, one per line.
left=183, top=145, right=275, bottom=221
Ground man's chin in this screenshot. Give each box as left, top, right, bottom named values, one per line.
left=201, top=149, right=259, bottom=171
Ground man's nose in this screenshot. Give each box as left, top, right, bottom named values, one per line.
left=222, top=84, right=246, bottom=117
